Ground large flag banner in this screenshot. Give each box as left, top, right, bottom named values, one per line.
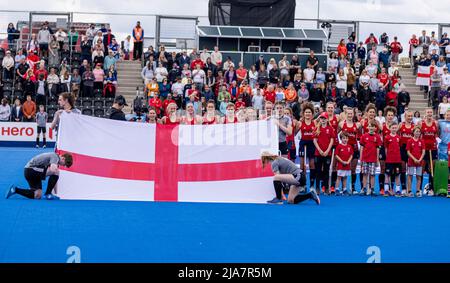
left=416, top=65, right=444, bottom=86
left=56, top=114, right=279, bottom=203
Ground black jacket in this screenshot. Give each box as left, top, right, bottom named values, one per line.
left=10, top=105, right=23, bottom=121
left=398, top=91, right=410, bottom=106
left=109, top=107, right=126, bottom=121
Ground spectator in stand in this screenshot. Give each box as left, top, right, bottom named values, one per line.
left=440, top=33, right=450, bottom=56
left=71, top=69, right=81, bottom=98
left=81, top=65, right=95, bottom=97
left=307, top=50, right=319, bottom=72
left=141, top=61, right=155, bottom=86
left=27, top=33, right=39, bottom=53
left=46, top=68, right=60, bottom=96
left=92, top=44, right=104, bottom=66
left=255, top=55, right=267, bottom=72
left=357, top=41, right=366, bottom=63
left=68, top=26, right=78, bottom=51
left=2, top=50, right=14, bottom=80
left=225, top=65, right=237, bottom=84
left=192, top=63, right=205, bottom=90
left=48, top=35, right=60, bottom=67
left=278, top=55, right=290, bottom=83
left=86, top=23, right=96, bottom=44
left=93, top=63, right=105, bottom=91
left=379, top=47, right=391, bottom=68
left=200, top=48, right=211, bottom=64
left=378, top=68, right=389, bottom=90
left=347, top=38, right=357, bottom=64
left=210, top=46, right=222, bottom=66
left=203, top=57, right=217, bottom=77
left=189, top=48, right=200, bottom=63
left=337, top=39, right=348, bottom=59
left=108, top=38, right=120, bottom=59
left=14, top=49, right=25, bottom=69
left=367, top=45, right=379, bottom=66
left=325, top=66, right=336, bottom=89
left=236, top=62, right=248, bottom=85
left=303, top=64, right=315, bottom=90
left=7, top=23, right=18, bottom=50
left=103, top=29, right=115, bottom=52
left=80, top=35, right=92, bottom=63
left=104, top=49, right=117, bottom=72
left=155, top=61, right=169, bottom=83
left=442, top=67, right=450, bottom=86
left=0, top=98, right=11, bottom=122
left=55, top=28, right=67, bottom=51
left=37, top=24, right=51, bottom=58
left=60, top=70, right=72, bottom=93
left=380, top=32, right=389, bottom=46
left=336, top=69, right=347, bottom=95
left=132, top=21, right=144, bottom=61
left=419, top=30, right=431, bottom=54
left=23, top=95, right=36, bottom=122
left=223, top=56, right=234, bottom=72
left=409, top=34, right=419, bottom=60
left=430, top=68, right=442, bottom=109
left=10, top=98, right=23, bottom=122
left=390, top=36, right=403, bottom=63
left=257, top=64, right=269, bottom=88
left=397, top=86, right=410, bottom=118
left=178, top=50, right=190, bottom=67
left=35, top=73, right=48, bottom=106
left=93, top=31, right=103, bottom=50
left=190, top=54, right=204, bottom=70
left=429, top=39, right=440, bottom=55
left=269, top=64, right=280, bottom=85
left=146, top=77, right=160, bottom=99
left=365, top=33, right=379, bottom=53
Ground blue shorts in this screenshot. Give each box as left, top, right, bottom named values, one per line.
left=299, top=140, right=315, bottom=159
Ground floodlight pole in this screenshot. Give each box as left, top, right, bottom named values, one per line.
left=316, top=0, right=320, bottom=28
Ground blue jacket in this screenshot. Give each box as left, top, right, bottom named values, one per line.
left=378, top=52, right=390, bottom=67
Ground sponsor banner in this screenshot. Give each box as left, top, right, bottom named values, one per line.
left=0, top=122, right=56, bottom=143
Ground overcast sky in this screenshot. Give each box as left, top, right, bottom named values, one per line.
left=1, top=0, right=450, bottom=51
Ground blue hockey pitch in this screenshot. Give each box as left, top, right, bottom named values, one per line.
left=0, top=147, right=449, bottom=263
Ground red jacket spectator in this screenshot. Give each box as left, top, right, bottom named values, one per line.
left=235, top=100, right=246, bottom=110
left=149, top=96, right=162, bottom=115
left=163, top=98, right=176, bottom=115
left=386, top=91, right=398, bottom=107
left=337, top=43, right=348, bottom=58
left=264, top=90, right=276, bottom=104
left=34, top=68, right=48, bottom=80
left=190, top=58, right=204, bottom=70
left=365, top=35, right=379, bottom=45
left=23, top=99, right=36, bottom=119
left=390, top=41, right=402, bottom=53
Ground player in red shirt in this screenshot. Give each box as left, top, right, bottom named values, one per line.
left=335, top=132, right=354, bottom=195
left=338, top=107, right=361, bottom=193
left=146, top=107, right=158, bottom=124
left=182, top=102, right=201, bottom=125
left=384, top=121, right=402, bottom=197
left=221, top=103, right=238, bottom=124
left=361, top=104, right=382, bottom=135
left=421, top=108, right=439, bottom=195
left=379, top=106, right=397, bottom=195
left=148, top=93, right=163, bottom=116
left=297, top=102, right=317, bottom=190
left=406, top=126, right=425, bottom=197
left=313, top=112, right=335, bottom=194
left=399, top=110, right=414, bottom=193
left=202, top=100, right=219, bottom=125
left=160, top=102, right=180, bottom=125
left=325, top=102, right=340, bottom=192
left=284, top=107, right=297, bottom=162
left=359, top=121, right=382, bottom=196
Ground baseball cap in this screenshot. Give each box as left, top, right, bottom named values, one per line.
left=114, top=95, right=128, bottom=106
left=318, top=112, right=329, bottom=119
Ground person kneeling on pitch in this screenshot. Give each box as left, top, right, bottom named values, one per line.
left=5, top=152, right=73, bottom=200
left=262, top=152, right=320, bottom=205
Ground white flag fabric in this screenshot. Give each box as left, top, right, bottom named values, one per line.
left=56, top=113, right=278, bottom=203
left=416, top=66, right=432, bottom=86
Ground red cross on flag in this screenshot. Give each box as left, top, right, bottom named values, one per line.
left=56, top=114, right=279, bottom=203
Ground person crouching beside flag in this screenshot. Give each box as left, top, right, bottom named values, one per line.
left=262, top=152, right=320, bottom=205
left=6, top=152, right=73, bottom=200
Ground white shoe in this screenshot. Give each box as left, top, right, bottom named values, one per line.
left=416, top=191, right=422, bottom=198
left=401, top=190, right=407, bottom=197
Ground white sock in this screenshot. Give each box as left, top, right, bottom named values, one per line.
left=395, top=185, right=401, bottom=193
